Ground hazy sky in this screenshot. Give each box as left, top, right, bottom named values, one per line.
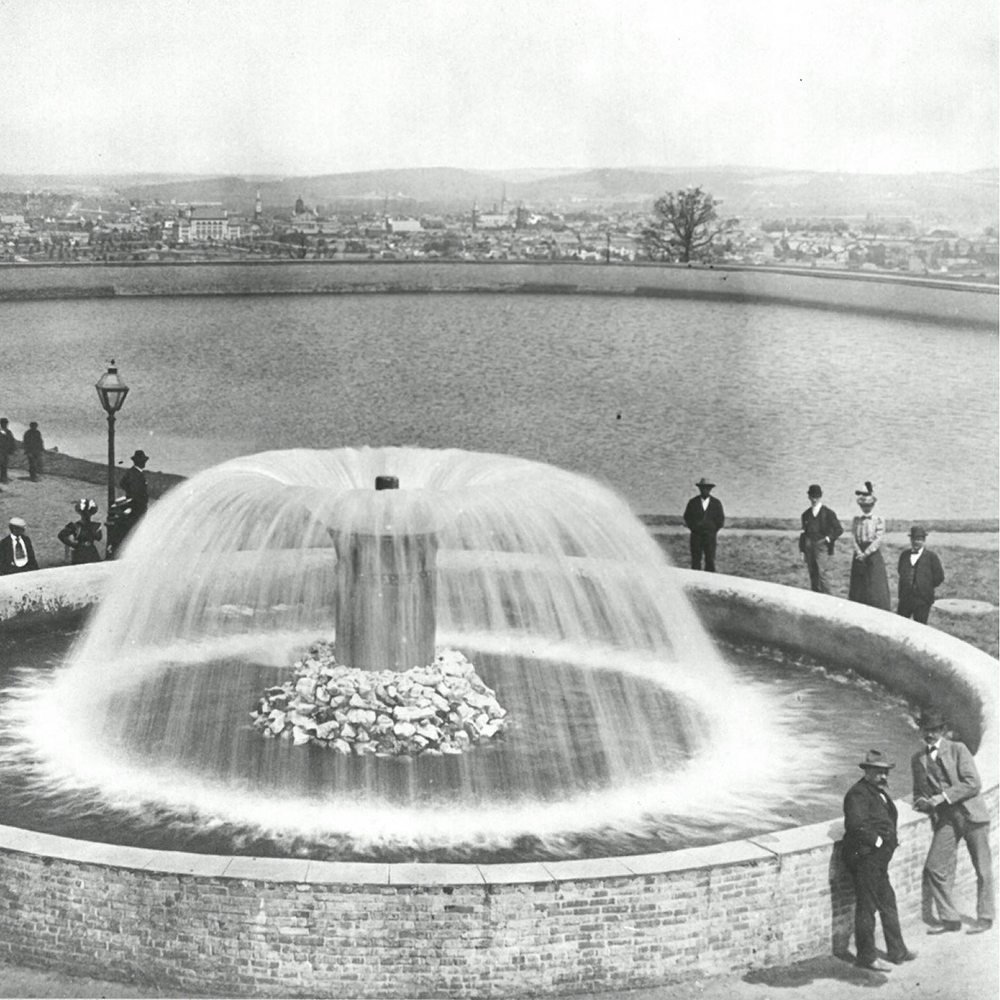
left=1, top=0, right=996, bottom=176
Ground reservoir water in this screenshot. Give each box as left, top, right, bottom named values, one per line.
left=1, top=291, right=996, bottom=518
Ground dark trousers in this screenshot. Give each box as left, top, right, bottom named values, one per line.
left=803, top=539, right=833, bottom=594
left=925, top=812, right=995, bottom=924
left=0, top=455, right=7, bottom=483
left=689, top=530, right=718, bottom=572
left=26, top=454, right=40, bottom=480
left=898, top=599, right=931, bottom=625
left=850, top=848, right=906, bottom=963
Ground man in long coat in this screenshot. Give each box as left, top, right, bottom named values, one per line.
left=22, top=421, right=43, bottom=482
left=842, top=749, right=916, bottom=971
left=912, top=710, right=994, bottom=934
left=897, top=525, right=945, bottom=624
left=119, top=449, right=150, bottom=517
left=682, top=477, right=725, bottom=572
left=0, top=418, right=15, bottom=484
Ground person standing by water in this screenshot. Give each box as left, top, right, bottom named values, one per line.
left=109, top=449, right=151, bottom=556
left=119, top=449, right=150, bottom=518
left=799, top=484, right=843, bottom=594
left=0, top=517, right=38, bottom=575
left=897, top=526, right=945, bottom=624
left=848, top=482, right=891, bottom=610
left=912, top=710, right=994, bottom=935
left=842, top=749, right=917, bottom=971
left=22, top=421, right=44, bottom=482
left=0, top=418, right=15, bottom=485
left=57, top=498, right=103, bottom=565
left=682, top=477, right=725, bottom=572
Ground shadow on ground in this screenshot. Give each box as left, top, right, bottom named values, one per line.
left=743, top=954, right=890, bottom=990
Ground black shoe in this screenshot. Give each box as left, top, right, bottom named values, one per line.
left=888, top=950, right=918, bottom=964
left=928, top=920, right=963, bottom=934
left=855, top=958, right=892, bottom=971
left=968, top=919, right=993, bottom=934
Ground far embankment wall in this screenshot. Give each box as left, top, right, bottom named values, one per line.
left=0, top=260, right=996, bottom=328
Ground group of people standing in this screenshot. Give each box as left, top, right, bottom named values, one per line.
left=842, top=710, right=994, bottom=971
left=800, top=481, right=945, bottom=622
left=0, top=448, right=150, bottom=575
left=683, top=477, right=947, bottom=624
left=0, top=417, right=45, bottom=485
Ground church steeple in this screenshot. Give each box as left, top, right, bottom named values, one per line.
left=254, top=189, right=262, bottom=221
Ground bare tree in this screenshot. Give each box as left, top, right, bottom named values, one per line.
left=641, top=186, right=735, bottom=263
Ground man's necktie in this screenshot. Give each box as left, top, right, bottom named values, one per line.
left=14, top=538, right=25, bottom=561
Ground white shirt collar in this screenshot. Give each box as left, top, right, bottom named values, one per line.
left=10, top=534, right=27, bottom=567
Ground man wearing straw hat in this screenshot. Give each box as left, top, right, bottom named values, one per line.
left=682, top=477, right=725, bottom=572
left=0, top=517, right=38, bottom=575
left=842, top=749, right=917, bottom=970
left=897, top=525, right=945, bottom=624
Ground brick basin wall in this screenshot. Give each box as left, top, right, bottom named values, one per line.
left=0, top=568, right=995, bottom=997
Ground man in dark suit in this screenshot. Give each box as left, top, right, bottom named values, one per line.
left=22, top=421, right=44, bottom=482
left=912, top=711, right=994, bottom=934
left=842, top=749, right=916, bottom=971
left=682, top=477, right=725, bottom=572
left=800, top=484, right=843, bottom=594
left=0, top=516, right=38, bottom=575
left=897, top=526, right=945, bottom=624
left=119, top=449, right=150, bottom=518
left=0, top=417, right=15, bottom=484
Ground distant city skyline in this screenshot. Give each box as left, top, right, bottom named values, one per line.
left=1, top=0, right=996, bottom=178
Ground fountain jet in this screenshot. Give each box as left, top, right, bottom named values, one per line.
left=333, top=475, right=438, bottom=672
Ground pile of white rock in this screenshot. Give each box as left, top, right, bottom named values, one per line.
left=250, top=641, right=508, bottom=757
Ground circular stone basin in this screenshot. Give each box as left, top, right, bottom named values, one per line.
left=0, top=565, right=995, bottom=999
left=0, top=628, right=920, bottom=863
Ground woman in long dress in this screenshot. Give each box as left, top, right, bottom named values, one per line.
left=58, top=498, right=103, bottom=564
left=848, top=481, right=890, bottom=609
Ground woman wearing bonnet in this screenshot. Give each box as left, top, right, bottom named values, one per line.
left=848, top=481, right=891, bottom=610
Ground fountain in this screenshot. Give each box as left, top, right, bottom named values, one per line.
left=7, top=446, right=832, bottom=857
left=0, top=445, right=994, bottom=997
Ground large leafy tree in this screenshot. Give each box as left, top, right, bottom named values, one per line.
left=641, top=186, right=735, bottom=263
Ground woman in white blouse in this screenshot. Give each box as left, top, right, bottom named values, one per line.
left=848, top=481, right=890, bottom=610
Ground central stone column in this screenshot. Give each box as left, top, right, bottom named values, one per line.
left=333, top=476, right=438, bottom=672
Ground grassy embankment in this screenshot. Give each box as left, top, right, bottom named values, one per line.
left=3, top=448, right=996, bottom=658
left=656, top=532, right=999, bottom=658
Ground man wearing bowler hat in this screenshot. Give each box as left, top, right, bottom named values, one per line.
left=683, top=477, right=725, bottom=572
left=799, top=484, right=843, bottom=594
left=912, top=710, right=994, bottom=934
left=897, top=525, right=944, bottom=624
left=842, top=749, right=916, bottom=970
left=119, top=449, right=150, bottom=519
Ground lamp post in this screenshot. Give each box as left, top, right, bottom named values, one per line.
left=95, top=362, right=129, bottom=517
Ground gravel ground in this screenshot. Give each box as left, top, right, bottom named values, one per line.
left=0, top=915, right=996, bottom=999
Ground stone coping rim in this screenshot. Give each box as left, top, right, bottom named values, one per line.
left=0, top=564, right=995, bottom=887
